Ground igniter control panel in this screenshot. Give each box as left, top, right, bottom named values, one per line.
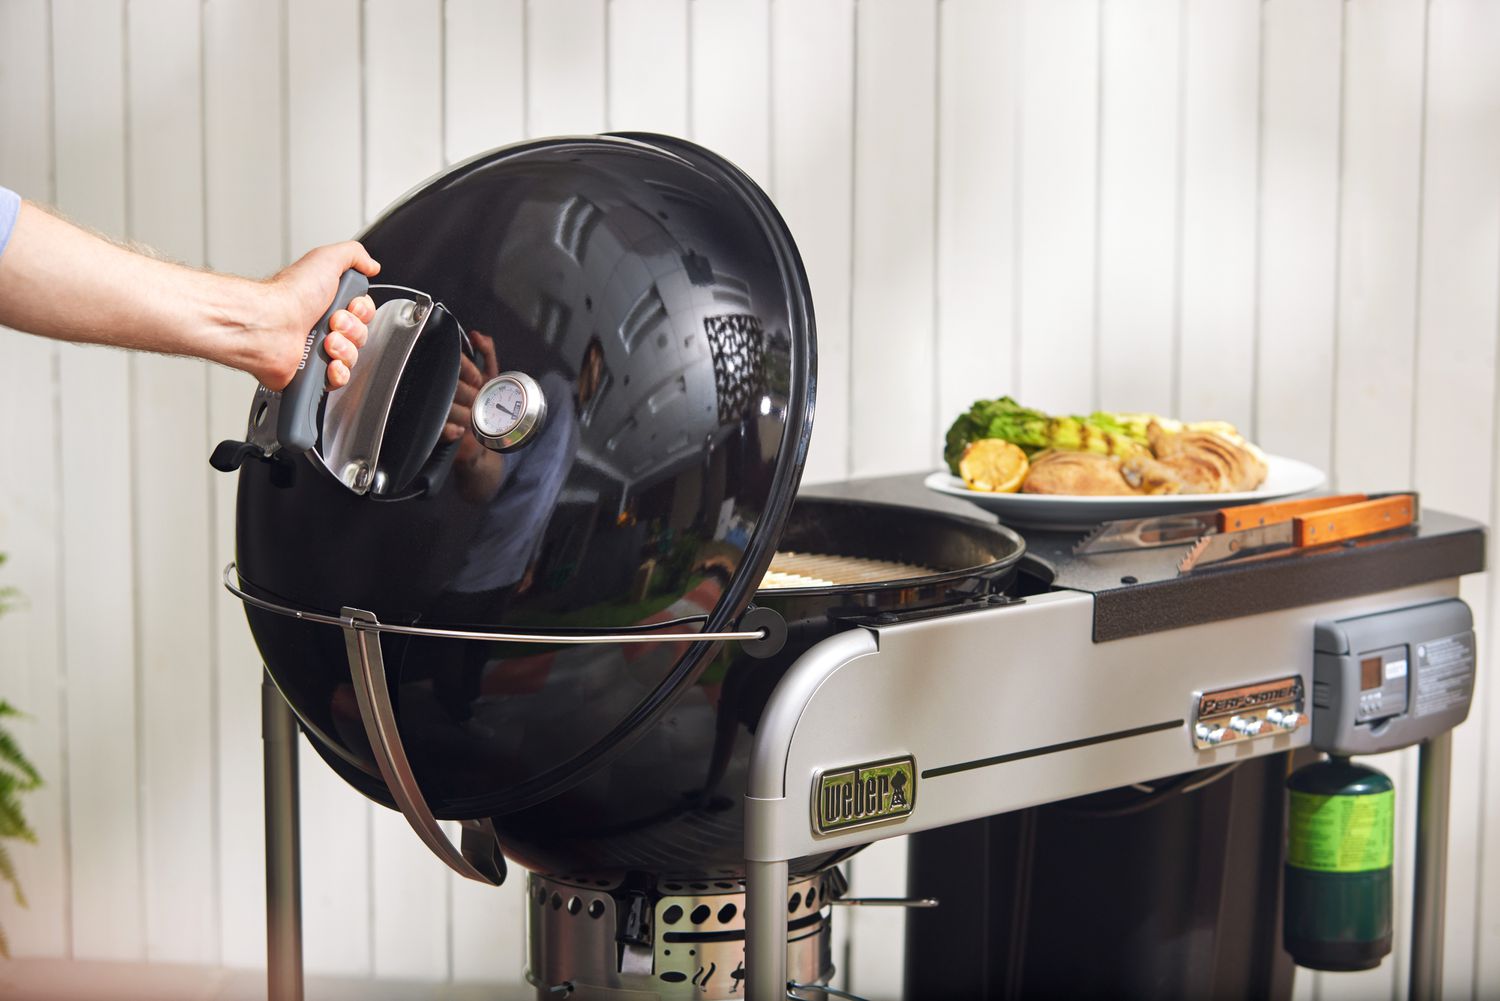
left=1191, top=676, right=1308, bottom=750
left=1313, top=598, right=1475, bottom=756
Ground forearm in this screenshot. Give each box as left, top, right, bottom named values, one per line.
left=0, top=201, right=277, bottom=375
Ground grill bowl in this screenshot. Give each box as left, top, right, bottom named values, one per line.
left=436, top=496, right=1026, bottom=878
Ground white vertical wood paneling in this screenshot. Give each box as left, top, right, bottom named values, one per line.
left=371, top=808, right=450, bottom=980
left=450, top=860, right=523, bottom=985
left=526, top=0, right=608, bottom=137
left=1412, top=1, right=1500, bottom=528
left=125, top=0, right=216, bottom=965
left=442, top=4, right=531, bottom=982
left=1015, top=0, right=1099, bottom=414
left=609, top=0, right=689, bottom=136
left=1096, top=0, right=1180, bottom=416
left=298, top=761, right=378, bottom=978
left=286, top=0, right=366, bottom=269
left=849, top=0, right=937, bottom=478
left=444, top=0, right=527, bottom=166
left=844, top=2, right=935, bottom=975
left=1254, top=0, right=1341, bottom=467
left=1414, top=3, right=1500, bottom=995
left=4, top=1, right=1500, bottom=994
left=365, top=0, right=444, bottom=219
left=935, top=0, right=1020, bottom=439
left=844, top=836, right=908, bottom=1001
left=285, top=0, right=375, bottom=977
left=49, top=0, right=144, bottom=963
left=362, top=0, right=453, bottom=981
left=0, top=0, right=53, bottom=203
left=0, top=0, right=68, bottom=961
left=769, top=0, right=854, bottom=485
left=1177, top=0, right=1260, bottom=432
left=689, top=0, right=770, bottom=189
left=202, top=0, right=285, bottom=970
left=1332, top=0, right=1424, bottom=494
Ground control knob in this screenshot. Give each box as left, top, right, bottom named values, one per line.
left=1266, top=707, right=1304, bottom=731
left=1195, top=722, right=1229, bottom=745
left=1229, top=715, right=1265, bottom=736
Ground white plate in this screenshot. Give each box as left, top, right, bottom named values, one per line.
left=923, top=453, right=1328, bottom=531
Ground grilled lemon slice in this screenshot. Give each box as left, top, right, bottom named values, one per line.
left=958, top=439, right=1029, bottom=493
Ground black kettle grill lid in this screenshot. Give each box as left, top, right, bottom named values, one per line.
left=236, top=132, right=815, bottom=812
left=406, top=130, right=817, bottom=632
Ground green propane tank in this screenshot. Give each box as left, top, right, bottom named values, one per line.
left=1283, top=757, right=1394, bottom=971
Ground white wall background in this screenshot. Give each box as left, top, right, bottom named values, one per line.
left=0, top=0, right=1498, bottom=997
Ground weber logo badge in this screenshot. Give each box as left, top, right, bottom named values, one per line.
left=812, top=756, right=916, bottom=836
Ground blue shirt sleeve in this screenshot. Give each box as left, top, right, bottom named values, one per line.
left=0, top=186, right=19, bottom=262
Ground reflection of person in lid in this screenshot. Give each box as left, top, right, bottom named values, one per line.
left=444, top=334, right=605, bottom=601
left=425, top=335, right=606, bottom=722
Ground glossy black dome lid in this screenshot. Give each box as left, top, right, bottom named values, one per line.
left=237, top=134, right=815, bottom=813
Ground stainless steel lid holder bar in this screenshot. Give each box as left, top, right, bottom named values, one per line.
left=224, top=562, right=767, bottom=647
left=225, top=561, right=769, bottom=888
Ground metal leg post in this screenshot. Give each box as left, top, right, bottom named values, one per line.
left=747, top=859, right=790, bottom=1001
left=263, top=671, right=305, bottom=1001
left=1410, top=732, right=1452, bottom=1001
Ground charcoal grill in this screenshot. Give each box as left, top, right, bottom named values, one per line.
left=215, top=134, right=1484, bottom=1001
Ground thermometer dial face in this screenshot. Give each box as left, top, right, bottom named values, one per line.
left=472, top=372, right=547, bottom=452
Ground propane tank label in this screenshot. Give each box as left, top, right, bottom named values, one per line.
left=1287, top=790, right=1394, bottom=873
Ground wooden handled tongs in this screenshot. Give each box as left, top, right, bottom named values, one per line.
left=1074, top=492, right=1419, bottom=570
left=1176, top=493, right=1418, bottom=572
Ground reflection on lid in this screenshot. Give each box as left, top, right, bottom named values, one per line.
left=711, top=273, right=753, bottom=308
left=533, top=294, right=571, bottom=346
left=619, top=284, right=670, bottom=353
left=706, top=314, right=767, bottom=427
left=555, top=195, right=603, bottom=261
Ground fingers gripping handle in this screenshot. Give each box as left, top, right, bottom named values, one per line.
left=277, top=269, right=370, bottom=455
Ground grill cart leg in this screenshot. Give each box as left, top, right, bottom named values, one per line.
left=746, top=859, right=790, bottom=1001
left=1410, top=732, right=1452, bottom=1001
left=263, top=671, right=305, bottom=1001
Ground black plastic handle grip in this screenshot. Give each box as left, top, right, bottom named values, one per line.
left=276, top=268, right=370, bottom=454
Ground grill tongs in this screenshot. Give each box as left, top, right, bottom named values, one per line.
left=1075, top=492, right=1419, bottom=572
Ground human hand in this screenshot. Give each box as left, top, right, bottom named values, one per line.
left=447, top=331, right=505, bottom=502
left=446, top=330, right=501, bottom=452
left=254, top=242, right=380, bottom=391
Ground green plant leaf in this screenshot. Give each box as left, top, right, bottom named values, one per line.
left=0, top=774, right=37, bottom=844
left=0, top=549, right=37, bottom=957
left=0, top=841, right=23, bottom=907
left=0, top=725, right=41, bottom=791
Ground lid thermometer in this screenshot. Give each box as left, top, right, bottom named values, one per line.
left=473, top=372, right=547, bottom=452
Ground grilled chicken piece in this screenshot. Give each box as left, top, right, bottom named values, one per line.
left=1021, top=450, right=1135, bottom=495
left=1145, top=424, right=1267, bottom=493
left=1119, top=455, right=1185, bottom=495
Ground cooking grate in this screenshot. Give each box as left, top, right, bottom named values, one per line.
left=759, top=551, right=938, bottom=590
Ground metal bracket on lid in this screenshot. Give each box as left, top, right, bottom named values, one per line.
left=341, top=605, right=506, bottom=885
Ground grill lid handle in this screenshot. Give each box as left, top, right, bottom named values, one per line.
left=279, top=269, right=372, bottom=455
